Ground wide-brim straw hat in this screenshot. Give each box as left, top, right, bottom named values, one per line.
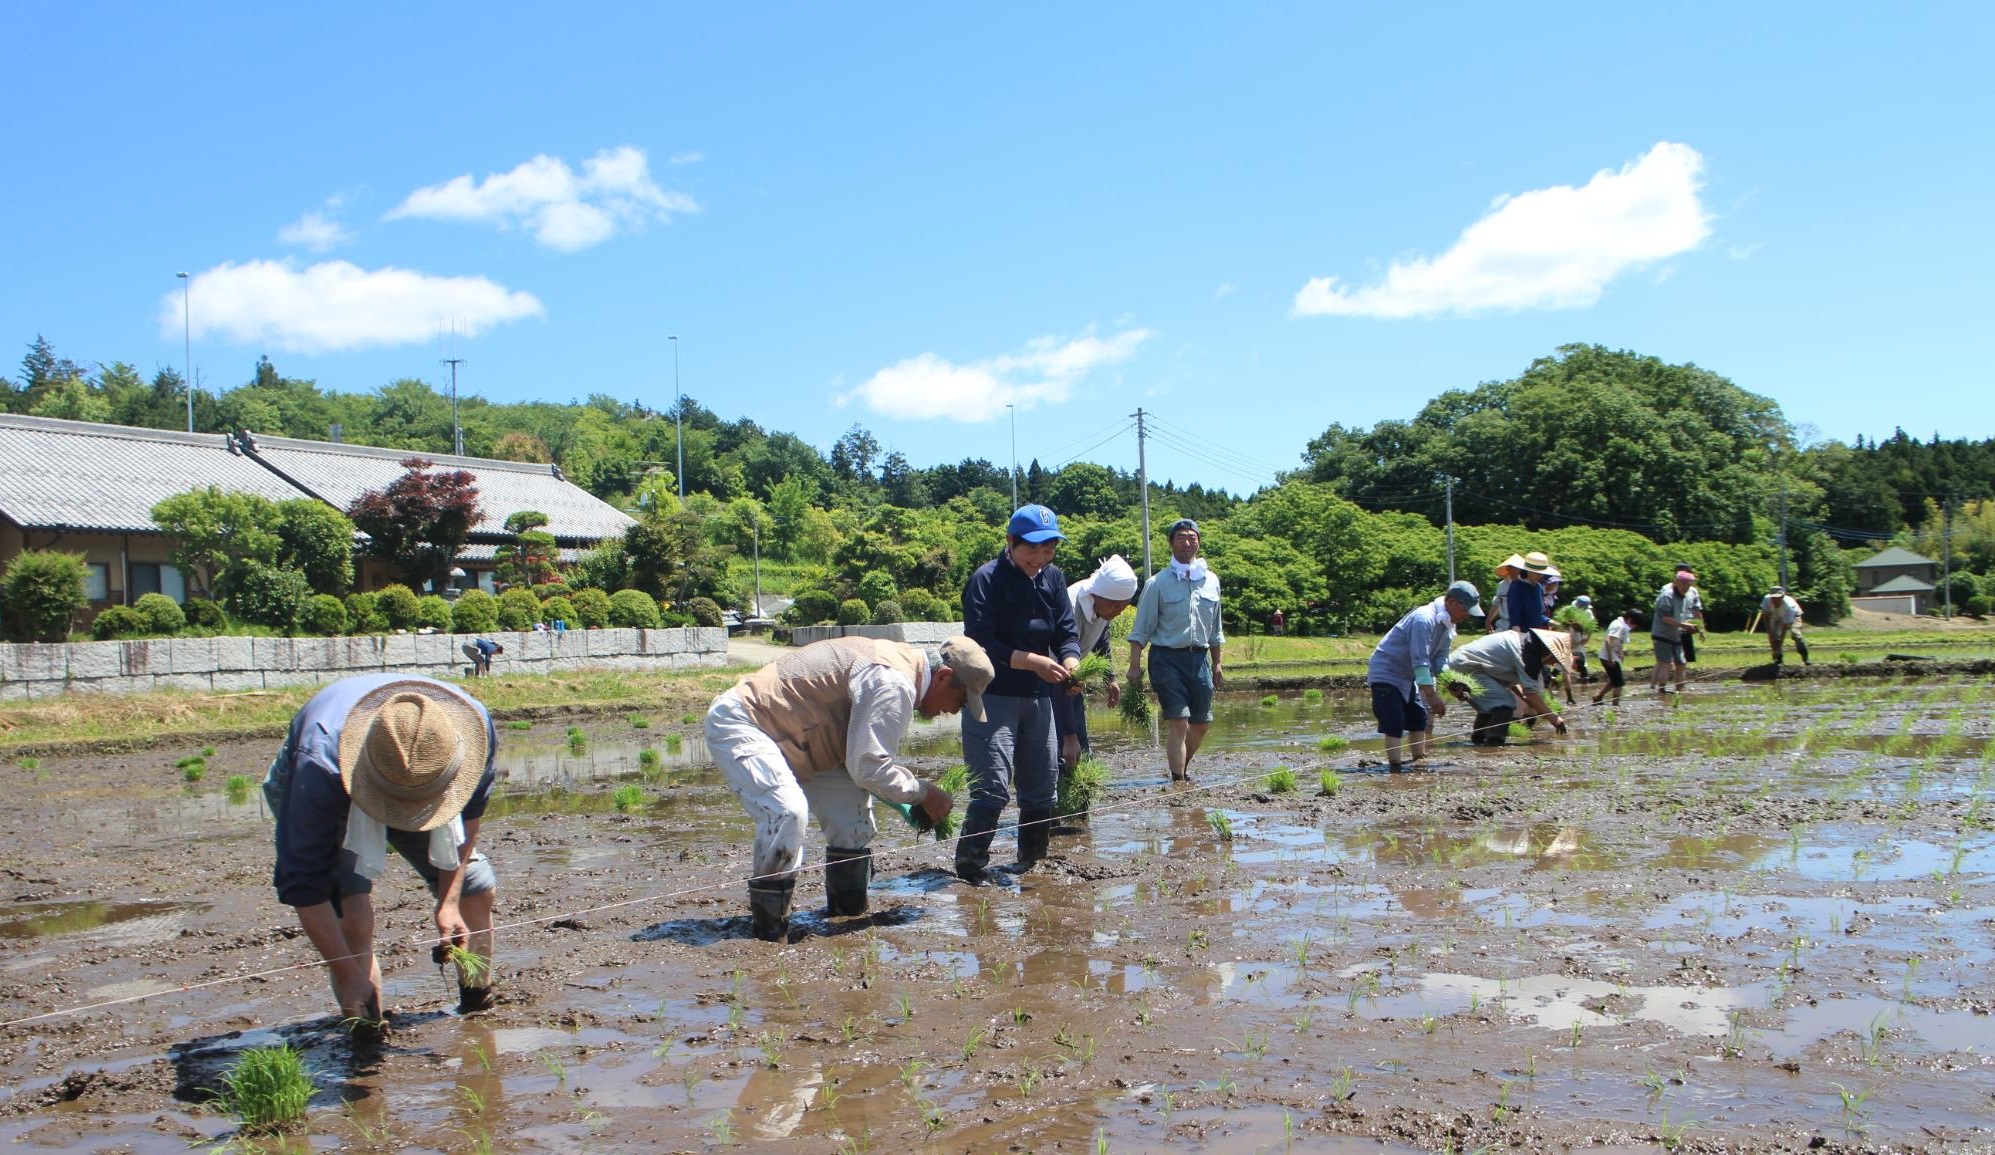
left=1521, top=551, right=1556, bottom=575
left=1529, top=628, right=1574, bottom=671
left=338, top=680, right=489, bottom=832
left=1495, top=553, right=1528, bottom=578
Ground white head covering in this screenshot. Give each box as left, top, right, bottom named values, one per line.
left=1086, top=555, right=1139, bottom=600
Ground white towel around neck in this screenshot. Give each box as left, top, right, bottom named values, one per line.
left=343, top=805, right=465, bottom=879
left=1170, top=557, right=1209, bottom=583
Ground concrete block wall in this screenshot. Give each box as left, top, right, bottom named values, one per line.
left=0, top=627, right=728, bottom=700
left=787, top=622, right=965, bottom=647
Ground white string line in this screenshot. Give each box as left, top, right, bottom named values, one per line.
left=0, top=664, right=1769, bottom=1032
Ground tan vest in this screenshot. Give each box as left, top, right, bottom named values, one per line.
left=730, top=637, right=928, bottom=780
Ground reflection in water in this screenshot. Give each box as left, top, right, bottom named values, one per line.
left=0, top=899, right=211, bottom=941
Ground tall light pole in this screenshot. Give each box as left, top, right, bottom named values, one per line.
left=1007, top=403, right=1018, bottom=509
left=670, top=335, right=684, bottom=502
left=442, top=355, right=466, bottom=455
left=175, top=272, right=192, bottom=432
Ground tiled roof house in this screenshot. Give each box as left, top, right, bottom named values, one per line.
left=0, top=413, right=634, bottom=614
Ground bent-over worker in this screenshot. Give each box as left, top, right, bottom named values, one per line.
left=1444, top=628, right=1571, bottom=746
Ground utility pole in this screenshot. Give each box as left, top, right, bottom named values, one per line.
left=1943, top=494, right=1954, bottom=619
left=442, top=356, right=466, bottom=456
left=176, top=272, right=192, bottom=432
left=1007, top=403, right=1018, bottom=509
left=1443, top=475, right=1457, bottom=584
left=670, top=335, right=684, bottom=502
left=1133, top=408, right=1152, bottom=577
left=1776, top=480, right=1790, bottom=591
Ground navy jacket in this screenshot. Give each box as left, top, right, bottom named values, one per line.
left=1506, top=577, right=1547, bottom=632
left=962, top=550, right=1082, bottom=699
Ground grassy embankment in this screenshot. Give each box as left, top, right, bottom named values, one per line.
left=2, top=620, right=1988, bottom=757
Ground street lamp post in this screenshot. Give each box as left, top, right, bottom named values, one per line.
left=175, top=272, right=192, bottom=432
left=669, top=335, right=684, bottom=503
left=1007, top=403, right=1018, bottom=509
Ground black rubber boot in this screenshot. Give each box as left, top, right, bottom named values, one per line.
left=954, top=809, right=1000, bottom=886
left=824, top=846, right=871, bottom=917
left=747, top=878, right=795, bottom=942
left=1013, top=807, right=1053, bottom=871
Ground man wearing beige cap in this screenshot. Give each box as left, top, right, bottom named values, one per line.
left=707, top=635, right=993, bottom=941
left=264, top=673, right=501, bottom=1027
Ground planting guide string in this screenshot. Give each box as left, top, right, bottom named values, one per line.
left=0, top=660, right=1766, bottom=1032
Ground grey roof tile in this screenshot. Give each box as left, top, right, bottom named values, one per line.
left=0, top=414, right=302, bottom=533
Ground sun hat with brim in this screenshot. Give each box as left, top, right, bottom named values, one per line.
left=1521, top=551, right=1556, bottom=575
left=1495, top=553, right=1528, bottom=578
left=1528, top=628, right=1574, bottom=672
left=338, top=680, right=489, bottom=832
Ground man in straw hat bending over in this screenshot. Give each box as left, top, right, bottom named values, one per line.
left=707, top=635, right=994, bottom=942
left=1442, top=627, right=1571, bottom=746
left=264, top=674, right=501, bottom=1027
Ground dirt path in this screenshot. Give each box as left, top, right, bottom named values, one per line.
left=1, top=677, right=1991, bottom=1153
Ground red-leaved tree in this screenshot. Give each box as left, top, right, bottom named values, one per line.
left=347, top=457, right=483, bottom=592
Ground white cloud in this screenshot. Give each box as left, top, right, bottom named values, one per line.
left=163, top=260, right=544, bottom=354
left=277, top=209, right=355, bottom=252
left=669, top=150, right=704, bottom=166
left=1213, top=282, right=1237, bottom=302
left=1293, top=141, right=1711, bottom=319
left=385, top=146, right=698, bottom=252
left=844, top=328, right=1150, bottom=422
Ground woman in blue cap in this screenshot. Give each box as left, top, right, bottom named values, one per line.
left=956, top=503, right=1082, bottom=884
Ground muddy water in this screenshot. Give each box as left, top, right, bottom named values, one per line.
left=1, top=679, right=1992, bottom=1153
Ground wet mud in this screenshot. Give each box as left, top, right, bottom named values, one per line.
left=1, top=678, right=1992, bottom=1153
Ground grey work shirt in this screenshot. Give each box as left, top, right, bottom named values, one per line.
left=264, top=674, right=497, bottom=908
left=1127, top=564, right=1224, bottom=650
left=1445, top=631, right=1544, bottom=712
left=1652, top=587, right=1692, bottom=642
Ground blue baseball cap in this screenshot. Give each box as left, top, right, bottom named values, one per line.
left=1006, top=504, right=1066, bottom=543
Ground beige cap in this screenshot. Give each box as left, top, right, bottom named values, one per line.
left=939, top=635, right=995, bottom=723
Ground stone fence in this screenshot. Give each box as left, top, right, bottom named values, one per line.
left=0, top=627, right=729, bottom=700
left=786, top=622, right=965, bottom=647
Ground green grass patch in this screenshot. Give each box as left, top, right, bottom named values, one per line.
left=207, top=1044, right=313, bottom=1134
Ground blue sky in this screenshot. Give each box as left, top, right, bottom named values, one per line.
left=4, top=4, right=1990, bottom=495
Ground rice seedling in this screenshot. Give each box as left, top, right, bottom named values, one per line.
left=1264, top=767, right=1297, bottom=793
left=1119, top=680, right=1153, bottom=724
left=225, top=774, right=253, bottom=804
left=664, top=733, right=684, bottom=752
left=681, top=713, right=699, bottom=724
left=1259, top=693, right=1279, bottom=708
left=1206, top=811, right=1233, bottom=841
left=756, top=1030, right=783, bottom=1068
left=176, top=754, right=206, bottom=782
left=504, top=720, right=533, bottom=731
left=454, top=1085, right=487, bottom=1115
left=638, top=747, right=661, bottom=771
left=628, top=713, right=651, bottom=728
left=708, top=1109, right=736, bottom=1144
left=565, top=725, right=588, bottom=753
left=1059, top=754, right=1110, bottom=817
left=611, top=784, right=646, bottom=813
left=445, top=944, right=490, bottom=988
left=898, top=1058, right=927, bottom=1090
left=15, top=756, right=39, bottom=770
left=1068, top=652, right=1113, bottom=693
left=1317, top=734, right=1349, bottom=753
left=206, top=1044, right=314, bottom=1133
left=1328, top=1067, right=1356, bottom=1101
left=960, top=1026, right=987, bottom=1062
left=1302, top=688, right=1324, bottom=702
left=538, top=1050, right=568, bottom=1082
left=815, top=1081, right=843, bottom=1110
left=1435, top=669, right=1484, bottom=699
left=1318, top=769, right=1342, bottom=796
left=1507, top=722, right=1532, bottom=741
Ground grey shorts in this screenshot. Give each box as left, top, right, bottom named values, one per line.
left=1148, top=647, right=1214, bottom=723
left=1652, top=637, right=1685, bottom=666
left=335, top=826, right=498, bottom=899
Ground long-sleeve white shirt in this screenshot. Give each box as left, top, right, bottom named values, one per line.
left=842, top=663, right=929, bottom=804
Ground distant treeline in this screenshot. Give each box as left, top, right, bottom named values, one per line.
left=9, top=336, right=1994, bottom=630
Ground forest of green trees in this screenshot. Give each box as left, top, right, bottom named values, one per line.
left=8, top=336, right=1995, bottom=634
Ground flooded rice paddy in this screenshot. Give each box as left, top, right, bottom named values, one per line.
left=1, top=674, right=1992, bottom=1153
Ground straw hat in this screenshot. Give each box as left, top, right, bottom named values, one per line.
left=1521, top=551, right=1556, bottom=575
left=1528, top=628, right=1574, bottom=671
left=338, top=680, right=490, bottom=831
left=1495, top=553, right=1528, bottom=579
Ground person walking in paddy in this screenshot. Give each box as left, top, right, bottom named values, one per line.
left=1366, top=581, right=1483, bottom=772
left=1126, top=518, right=1225, bottom=784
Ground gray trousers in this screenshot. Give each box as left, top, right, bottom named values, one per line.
left=962, top=693, right=1057, bottom=818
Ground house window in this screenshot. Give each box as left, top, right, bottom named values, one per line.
left=129, top=564, right=187, bottom=604
left=85, top=563, right=109, bottom=601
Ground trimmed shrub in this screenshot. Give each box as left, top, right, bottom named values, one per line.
left=857, top=570, right=898, bottom=609
left=132, top=592, right=186, bottom=635
left=1968, top=594, right=1994, bottom=619
left=230, top=562, right=311, bottom=632
left=498, top=587, right=542, bottom=632
left=871, top=599, right=904, bottom=625
left=535, top=581, right=572, bottom=599
left=344, top=591, right=387, bottom=634
left=607, top=589, right=662, bottom=628
left=92, top=605, right=147, bottom=640
left=837, top=598, right=870, bottom=626
left=302, top=593, right=348, bottom=636
left=375, top=583, right=421, bottom=631
left=685, top=596, right=724, bottom=628
left=184, top=596, right=228, bottom=630
left=1, top=549, right=90, bottom=642
left=660, top=607, right=697, bottom=628
left=450, top=589, right=499, bottom=633
left=540, top=595, right=578, bottom=626
left=415, top=595, right=453, bottom=632
left=899, top=588, right=944, bottom=621
left=786, top=590, right=838, bottom=626
left=570, top=587, right=611, bottom=628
